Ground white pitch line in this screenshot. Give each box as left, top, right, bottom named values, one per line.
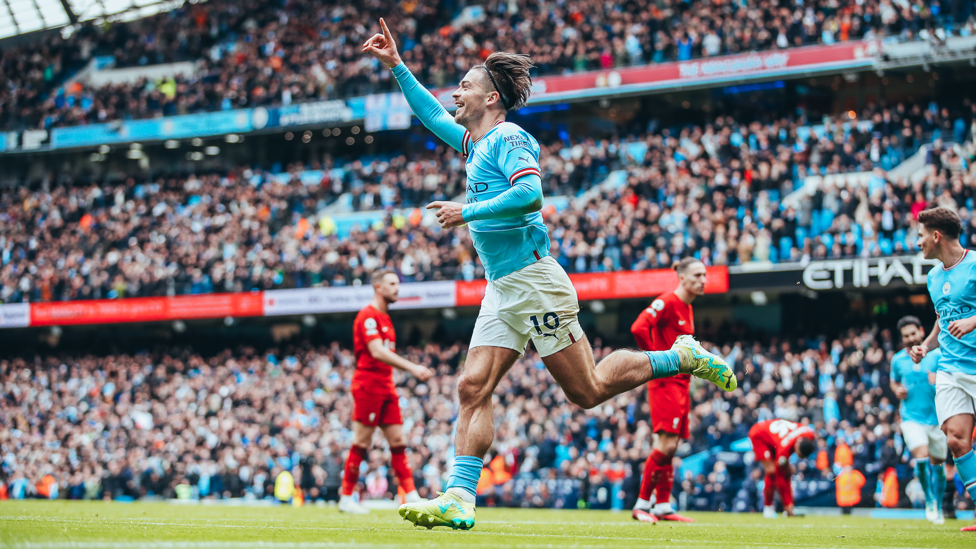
left=0, top=543, right=947, bottom=549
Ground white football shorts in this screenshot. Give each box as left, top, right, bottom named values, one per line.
left=934, top=370, right=976, bottom=427
left=469, top=256, right=584, bottom=357
left=900, top=420, right=948, bottom=459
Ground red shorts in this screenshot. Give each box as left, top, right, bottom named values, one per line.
left=352, top=388, right=402, bottom=427
left=648, top=377, right=690, bottom=439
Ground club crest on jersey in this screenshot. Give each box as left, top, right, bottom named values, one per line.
left=943, top=281, right=951, bottom=294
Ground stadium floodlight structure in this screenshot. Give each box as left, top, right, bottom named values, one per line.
left=0, top=0, right=183, bottom=40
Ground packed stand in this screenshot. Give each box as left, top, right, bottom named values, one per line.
left=2, top=324, right=973, bottom=512
left=2, top=0, right=973, bottom=130
left=2, top=100, right=974, bottom=303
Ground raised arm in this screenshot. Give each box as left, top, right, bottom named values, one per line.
left=363, top=18, right=466, bottom=152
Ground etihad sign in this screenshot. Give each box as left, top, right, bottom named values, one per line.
left=802, top=256, right=938, bottom=290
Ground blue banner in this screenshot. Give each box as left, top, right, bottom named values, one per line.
left=252, top=99, right=359, bottom=130
left=364, top=93, right=412, bottom=132
left=50, top=109, right=254, bottom=149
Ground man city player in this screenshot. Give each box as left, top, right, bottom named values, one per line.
left=890, top=316, right=946, bottom=523
left=910, top=207, right=976, bottom=533
left=363, top=19, right=737, bottom=530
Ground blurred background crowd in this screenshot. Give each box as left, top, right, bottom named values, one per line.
left=1, top=0, right=973, bottom=130
left=2, top=99, right=975, bottom=303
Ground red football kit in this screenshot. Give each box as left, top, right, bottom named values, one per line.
left=343, top=303, right=415, bottom=498
left=351, top=304, right=402, bottom=426
left=630, top=291, right=694, bottom=438
left=630, top=291, right=695, bottom=516
left=749, top=419, right=815, bottom=508
left=748, top=419, right=815, bottom=464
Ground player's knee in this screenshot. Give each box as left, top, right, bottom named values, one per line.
left=945, top=431, right=970, bottom=457
left=456, top=373, right=490, bottom=406
left=565, top=390, right=602, bottom=409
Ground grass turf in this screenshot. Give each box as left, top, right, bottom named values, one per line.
left=0, top=500, right=972, bottom=549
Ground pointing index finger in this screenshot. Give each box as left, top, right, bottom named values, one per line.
left=380, top=18, right=392, bottom=40
left=426, top=202, right=443, bottom=210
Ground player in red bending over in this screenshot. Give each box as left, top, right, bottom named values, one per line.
left=339, top=269, right=434, bottom=514
left=748, top=419, right=817, bottom=518
left=630, top=257, right=707, bottom=523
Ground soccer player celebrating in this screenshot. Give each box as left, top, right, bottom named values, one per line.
left=339, top=269, right=434, bottom=514
left=363, top=18, right=736, bottom=530
left=909, top=207, right=976, bottom=533
left=630, top=258, right=707, bottom=523
left=748, top=419, right=817, bottom=518
left=890, top=315, right=947, bottom=524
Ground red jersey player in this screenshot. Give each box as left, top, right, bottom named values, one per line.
left=748, top=419, right=817, bottom=518
left=630, top=257, right=706, bottom=523
left=339, top=269, right=434, bottom=514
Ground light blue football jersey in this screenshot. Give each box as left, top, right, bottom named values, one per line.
left=890, top=347, right=940, bottom=425
left=926, top=249, right=976, bottom=376
left=390, top=64, right=550, bottom=281
left=460, top=122, right=549, bottom=280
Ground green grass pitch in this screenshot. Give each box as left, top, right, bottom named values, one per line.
left=0, top=501, right=972, bottom=549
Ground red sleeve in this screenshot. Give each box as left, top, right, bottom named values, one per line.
left=631, top=297, right=669, bottom=351
left=776, top=426, right=813, bottom=463
left=630, top=309, right=655, bottom=351
left=358, top=313, right=383, bottom=345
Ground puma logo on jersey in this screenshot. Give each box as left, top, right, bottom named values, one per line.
left=678, top=320, right=686, bottom=325
left=542, top=332, right=557, bottom=339
left=382, top=327, right=388, bottom=332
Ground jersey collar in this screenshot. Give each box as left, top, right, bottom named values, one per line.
left=472, top=120, right=504, bottom=146
left=943, top=249, right=969, bottom=271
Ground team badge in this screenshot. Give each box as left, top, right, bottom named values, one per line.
left=943, top=281, right=951, bottom=294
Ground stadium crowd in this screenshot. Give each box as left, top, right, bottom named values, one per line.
left=2, top=101, right=975, bottom=303
left=1, top=0, right=972, bottom=130
left=2, top=324, right=973, bottom=512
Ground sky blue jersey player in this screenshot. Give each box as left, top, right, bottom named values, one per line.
left=910, top=207, right=976, bottom=533
left=890, top=316, right=946, bottom=523
left=362, top=18, right=736, bottom=530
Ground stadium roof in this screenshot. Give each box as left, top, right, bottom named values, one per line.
left=0, top=0, right=183, bottom=40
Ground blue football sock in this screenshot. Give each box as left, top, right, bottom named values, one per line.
left=645, top=350, right=680, bottom=380
left=447, top=455, right=483, bottom=498
left=929, top=462, right=947, bottom=512
left=914, top=460, right=930, bottom=506
left=954, top=450, right=976, bottom=503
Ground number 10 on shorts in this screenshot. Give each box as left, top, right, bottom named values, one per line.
left=530, top=312, right=560, bottom=335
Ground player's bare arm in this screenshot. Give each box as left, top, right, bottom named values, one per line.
left=367, top=338, right=433, bottom=381
left=890, top=380, right=908, bottom=400
left=910, top=320, right=940, bottom=363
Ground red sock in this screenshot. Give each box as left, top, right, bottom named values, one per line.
left=341, top=445, right=368, bottom=496
left=776, top=467, right=793, bottom=507
left=390, top=445, right=416, bottom=493
left=638, top=452, right=660, bottom=502
left=640, top=449, right=671, bottom=503
left=655, top=459, right=674, bottom=506
left=763, top=473, right=776, bottom=506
